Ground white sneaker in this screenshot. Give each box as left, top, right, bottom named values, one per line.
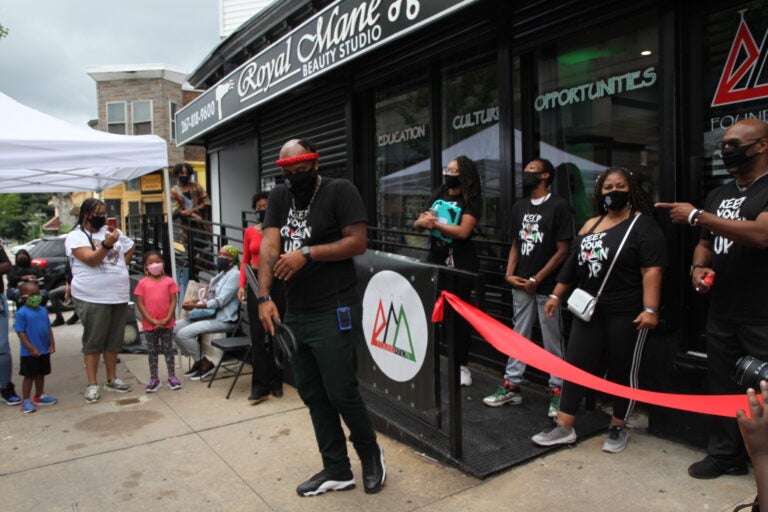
left=460, top=365, right=472, bottom=387
left=104, top=378, right=132, bottom=393
left=532, top=424, right=577, bottom=446
left=84, top=384, right=101, bottom=403
left=602, top=425, right=629, bottom=453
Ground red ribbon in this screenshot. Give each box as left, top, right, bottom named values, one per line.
left=433, top=291, right=748, bottom=418
left=275, top=152, right=319, bottom=167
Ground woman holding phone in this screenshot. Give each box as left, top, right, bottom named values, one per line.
left=65, top=199, right=136, bottom=404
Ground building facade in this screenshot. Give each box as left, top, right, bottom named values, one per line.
left=86, top=64, right=206, bottom=225
left=176, top=0, right=768, bottom=441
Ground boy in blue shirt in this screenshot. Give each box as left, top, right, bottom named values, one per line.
left=14, top=282, right=57, bottom=413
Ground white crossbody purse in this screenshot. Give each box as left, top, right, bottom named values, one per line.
left=567, top=213, right=641, bottom=322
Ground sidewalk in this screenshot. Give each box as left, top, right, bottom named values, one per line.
left=0, top=322, right=759, bottom=512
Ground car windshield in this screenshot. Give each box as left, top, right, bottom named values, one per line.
left=28, top=238, right=66, bottom=258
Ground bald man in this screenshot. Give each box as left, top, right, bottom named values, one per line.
left=258, top=138, right=385, bottom=496
left=657, top=119, right=768, bottom=479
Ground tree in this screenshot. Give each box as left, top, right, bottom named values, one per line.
left=0, top=23, right=9, bottom=41
left=0, top=193, right=54, bottom=241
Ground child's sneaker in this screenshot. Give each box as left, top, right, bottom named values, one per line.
left=104, top=378, right=132, bottom=393
left=84, top=384, right=101, bottom=403
left=144, top=378, right=161, bottom=393
left=20, top=398, right=36, bottom=414
left=33, top=394, right=58, bottom=406
left=168, top=376, right=183, bottom=390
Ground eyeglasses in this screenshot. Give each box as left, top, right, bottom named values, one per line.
left=716, top=138, right=764, bottom=151
left=442, top=167, right=460, bottom=176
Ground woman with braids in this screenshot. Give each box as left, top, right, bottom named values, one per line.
left=65, top=198, right=136, bottom=404
left=531, top=167, right=667, bottom=453
left=413, top=155, right=482, bottom=387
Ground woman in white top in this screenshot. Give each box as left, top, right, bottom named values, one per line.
left=65, top=198, right=136, bottom=404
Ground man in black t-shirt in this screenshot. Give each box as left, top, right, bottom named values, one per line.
left=483, top=159, right=573, bottom=417
left=258, top=138, right=384, bottom=497
left=657, top=119, right=768, bottom=480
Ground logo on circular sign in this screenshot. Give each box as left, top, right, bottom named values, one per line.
left=362, top=270, right=428, bottom=382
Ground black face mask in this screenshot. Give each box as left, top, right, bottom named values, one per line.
left=16, top=257, right=30, bottom=268
left=216, top=257, right=231, bottom=271
left=721, top=142, right=759, bottom=170
left=522, top=172, right=543, bottom=190
left=255, top=210, right=266, bottom=224
left=178, top=175, right=191, bottom=185
left=602, top=190, right=630, bottom=211
left=90, top=215, right=106, bottom=230
left=285, top=170, right=317, bottom=195
left=444, top=175, right=460, bottom=189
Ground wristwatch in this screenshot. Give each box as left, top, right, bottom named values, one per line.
left=256, top=295, right=272, bottom=304
left=301, top=245, right=312, bottom=261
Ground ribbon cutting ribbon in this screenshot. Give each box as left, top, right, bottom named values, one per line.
left=432, top=291, right=749, bottom=418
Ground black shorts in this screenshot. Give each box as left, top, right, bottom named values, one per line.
left=19, top=354, right=51, bottom=377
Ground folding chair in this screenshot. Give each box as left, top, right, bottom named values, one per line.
left=206, top=266, right=259, bottom=399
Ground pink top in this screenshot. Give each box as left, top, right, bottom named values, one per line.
left=239, top=225, right=263, bottom=287
left=134, top=275, right=180, bottom=331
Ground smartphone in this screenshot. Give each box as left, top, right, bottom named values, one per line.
left=107, top=217, right=117, bottom=231
left=337, top=306, right=352, bottom=331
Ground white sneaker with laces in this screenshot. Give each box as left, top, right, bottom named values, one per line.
left=532, top=424, right=577, bottom=446
left=602, top=425, right=629, bottom=453
left=460, top=365, right=472, bottom=387
left=84, top=384, right=101, bottom=403
left=104, top=378, right=132, bottom=393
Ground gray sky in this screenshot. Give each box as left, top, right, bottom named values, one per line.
left=0, top=0, right=222, bottom=125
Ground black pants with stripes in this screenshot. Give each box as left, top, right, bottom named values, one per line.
left=559, top=308, right=648, bottom=422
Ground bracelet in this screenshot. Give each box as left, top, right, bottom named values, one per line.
left=643, top=307, right=659, bottom=315
left=548, top=294, right=561, bottom=301
left=256, top=295, right=272, bottom=304
left=101, top=244, right=114, bottom=250
left=687, top=209, right=703, bottom=226
left=528, top=276, right=538, bottom=283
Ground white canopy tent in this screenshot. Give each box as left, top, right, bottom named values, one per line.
left=0, top=91, right=176, bottom=278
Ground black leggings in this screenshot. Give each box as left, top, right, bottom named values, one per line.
left=559, top=309, right=649, bottom=422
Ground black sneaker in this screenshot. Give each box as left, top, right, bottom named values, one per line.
left=1, top=382, right=21, bottom=406
left=184, top=361, right=202, bottom=378
left=248, top=392, right=269, bottom=405
left=361, top=446, right=386, bottom=494
left=688, top=455, right=748, bottom=479
left=51, top=316, right=65, bottom=327
left=66, top=314, right=79, bottom=325
left=189, top=365, right=215, bottom=381
left=296, top=470, right=355, bottom=497
left=271, top=385, right=284, bottom=398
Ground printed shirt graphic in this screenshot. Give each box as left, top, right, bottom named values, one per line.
left=701, top=177, right=768, bottom=323
left=558, top=214, right=667, bottom=315
left=511, top=195, right=573, bottom=294
left=65, top=227, right=134, bottom=304
left=263, top=177, right=368, bottom=312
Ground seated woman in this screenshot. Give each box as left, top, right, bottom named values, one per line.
left=5, top=250, right=58, bottom=320
left=174, top=245, right=241, bottom=381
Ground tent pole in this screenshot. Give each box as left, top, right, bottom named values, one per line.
left=162, top=167, right=177, bottom=284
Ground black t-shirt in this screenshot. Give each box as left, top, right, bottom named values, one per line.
left=425, top=190, right=481, bottom=272
left=0, top=246, right=9, bottom=293
left=510, top=194, right=573, bottom=295
left=263, top=177, right=367, bottom=313
left=7, top=263, right=45, bottom=289
left=701, top=177, right=768, bottom=324
left=558, top=214, right=667, bottom=315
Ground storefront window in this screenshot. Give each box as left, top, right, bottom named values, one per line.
left=534, top=13, right=659, bottom=228
left=375, top=83, right=431, bottom=253
left=441, top=61, right=500, bottom=240
left=702, top=4, right=768, bottom=199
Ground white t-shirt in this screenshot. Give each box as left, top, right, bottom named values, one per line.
left=65, top=226, right=135, bottom=304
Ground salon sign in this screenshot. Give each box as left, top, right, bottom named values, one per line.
left=176, top=0, right=480, bottom=145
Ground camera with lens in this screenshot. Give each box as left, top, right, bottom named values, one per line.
left=733, top=355, right=768, bottom=388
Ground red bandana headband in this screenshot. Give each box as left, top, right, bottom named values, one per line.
left=275, top=152, right=319, bottom=167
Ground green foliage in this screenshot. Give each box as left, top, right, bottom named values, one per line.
left=0, top=23, right=8, bottom=40
left=0, top=193, right=54, bottom=241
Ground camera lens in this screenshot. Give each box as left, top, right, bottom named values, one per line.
left=733, top=356, right=768, bottom=388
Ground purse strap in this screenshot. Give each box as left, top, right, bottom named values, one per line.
left=594, top=213, right=641, bottom=300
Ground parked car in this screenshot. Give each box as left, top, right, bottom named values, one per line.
left=10, top=238, right=43, bottom=255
